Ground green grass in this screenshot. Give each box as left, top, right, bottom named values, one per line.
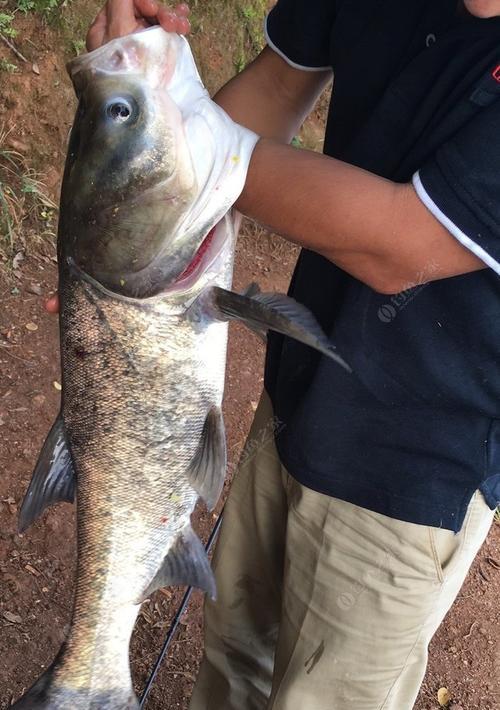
left=186, top=0, right=268, bottom=86
left=0, top=58, right=18, bottom=72
left=0, top=12, right=17, bottom=37
left=0, top=128, right=57, bottom=255
left=70, top=38, right=85, bottom=56
left=16, top=0, right=60, bottom=15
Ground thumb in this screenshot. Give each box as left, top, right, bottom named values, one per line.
left=86, top=8, right=107, bottom=51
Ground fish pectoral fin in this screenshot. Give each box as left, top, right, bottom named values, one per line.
left=187, top=406, right=226, bottom=511
left=236, top=283, right=267, bottom=343
left=140, top=525, right=216, bottom=601
left=18, top=413, right=76, bottom=533
left=240, top=281, right=261, bottom=298
left=212, top=286, right=352, bottom=371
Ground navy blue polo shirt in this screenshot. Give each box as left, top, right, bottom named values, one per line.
left=264, top=0, right=500, bottom=532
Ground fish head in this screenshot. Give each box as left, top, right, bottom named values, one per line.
left=60, top=28, right=256, bottom=299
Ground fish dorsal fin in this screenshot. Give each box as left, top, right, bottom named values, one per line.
left=212, top=286, right=352, bottom=372
left=187, top=407, right=226, bottom=511
left=139, top=525, right=216, bottom=601
left=18, top=414, right=76, bottom=533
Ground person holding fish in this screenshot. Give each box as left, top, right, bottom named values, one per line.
left=41, top=0, right=499, bottom=708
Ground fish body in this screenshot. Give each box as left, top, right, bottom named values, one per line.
left=37, top=245, right=230, bottom=707
left=14, top=28, right=349, bottom=709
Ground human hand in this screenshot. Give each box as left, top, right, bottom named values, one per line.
left=87, top=0, right=190, bottom=52
left=45, top=294, right=59, bottom=314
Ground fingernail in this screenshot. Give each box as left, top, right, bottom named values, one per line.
left=176, top=3, right=190, bottom=16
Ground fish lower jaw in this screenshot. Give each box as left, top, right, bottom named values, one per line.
left=164, top=215, right=234, bottom=295
left=68, top=216, right=233, bottom=304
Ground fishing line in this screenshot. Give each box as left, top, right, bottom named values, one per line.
left=139, top=509, right=225, bottom=707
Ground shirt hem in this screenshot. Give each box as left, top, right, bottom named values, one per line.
left=276, top=439, right=475, bottom=533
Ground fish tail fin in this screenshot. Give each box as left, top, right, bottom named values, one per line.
left=11, top=666, right=54, bottom=709
left=12, top=666, right=139, bottom=709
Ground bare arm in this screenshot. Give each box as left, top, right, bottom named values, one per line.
left=214, top=46, right=332, bottom=143
left=237, top=140, right=484, bottom=294
left=215, top=48, right=484, bottom=294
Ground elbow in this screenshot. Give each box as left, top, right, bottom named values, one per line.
left=354, top=261, right=415, bottom=295
left=367, top=275, right=409, bottom=295
left=324, top=253, right=411, bottom=294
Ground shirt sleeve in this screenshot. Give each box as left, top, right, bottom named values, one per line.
left=413, top=98, right=500, bottom=276
left=265, top=0, right=337, bottom=71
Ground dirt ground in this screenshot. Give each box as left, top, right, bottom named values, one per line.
left=0, top=5, right=499, bottom=710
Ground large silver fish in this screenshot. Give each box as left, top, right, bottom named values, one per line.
left=14, top=28, right=349, bottom=709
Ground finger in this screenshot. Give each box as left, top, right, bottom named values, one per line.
left=134, top=0, right=159, bottom=19
left=45, top=295, right=60, bottom=314
left=86, top=8, right=107, bottom=51
left=175, top=3, right=190, bottom=17
left=157, top=7, right=178, bottom=32
left=106, top=0, right=137, bottom=40
left=176, top=15, right=190, bottom=34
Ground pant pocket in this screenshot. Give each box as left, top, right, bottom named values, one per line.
left=427, top=525, right=463, bottom=584
left=428, top=491, right=493, bottom=583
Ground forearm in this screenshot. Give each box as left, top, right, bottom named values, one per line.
left=237, top=139, right=484, bottom=293
left=214, top=47, right=331, bottom=143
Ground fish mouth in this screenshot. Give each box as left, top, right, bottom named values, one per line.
left=162, top=217, right=230, bottom=295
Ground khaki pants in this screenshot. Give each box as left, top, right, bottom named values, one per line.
left=190, top=393, right=494, bottom=710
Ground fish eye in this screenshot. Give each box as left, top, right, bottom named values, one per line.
left=106, top=97, right=136, bottom=123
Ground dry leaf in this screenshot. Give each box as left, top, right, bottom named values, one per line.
left=53, top=381, right=62, bottom=391
left=2, top=611, right=22, bottom=624
left=25, top=322, right=38, bottom=332
left=437, top=687, right=451, bottom=706
left=12, top=251, right=24, bottom=270
left=27, top=283, right=42, bottom=296
left=25, top=564, right=41, bottom=577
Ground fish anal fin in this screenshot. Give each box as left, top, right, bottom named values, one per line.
left=18, top=414, right=76, bottom=533
left=140, top=525, right=216, bottom=602
left=187, top=406, right=226, bottom=511
left=212, top=286, right=351, bottom=371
